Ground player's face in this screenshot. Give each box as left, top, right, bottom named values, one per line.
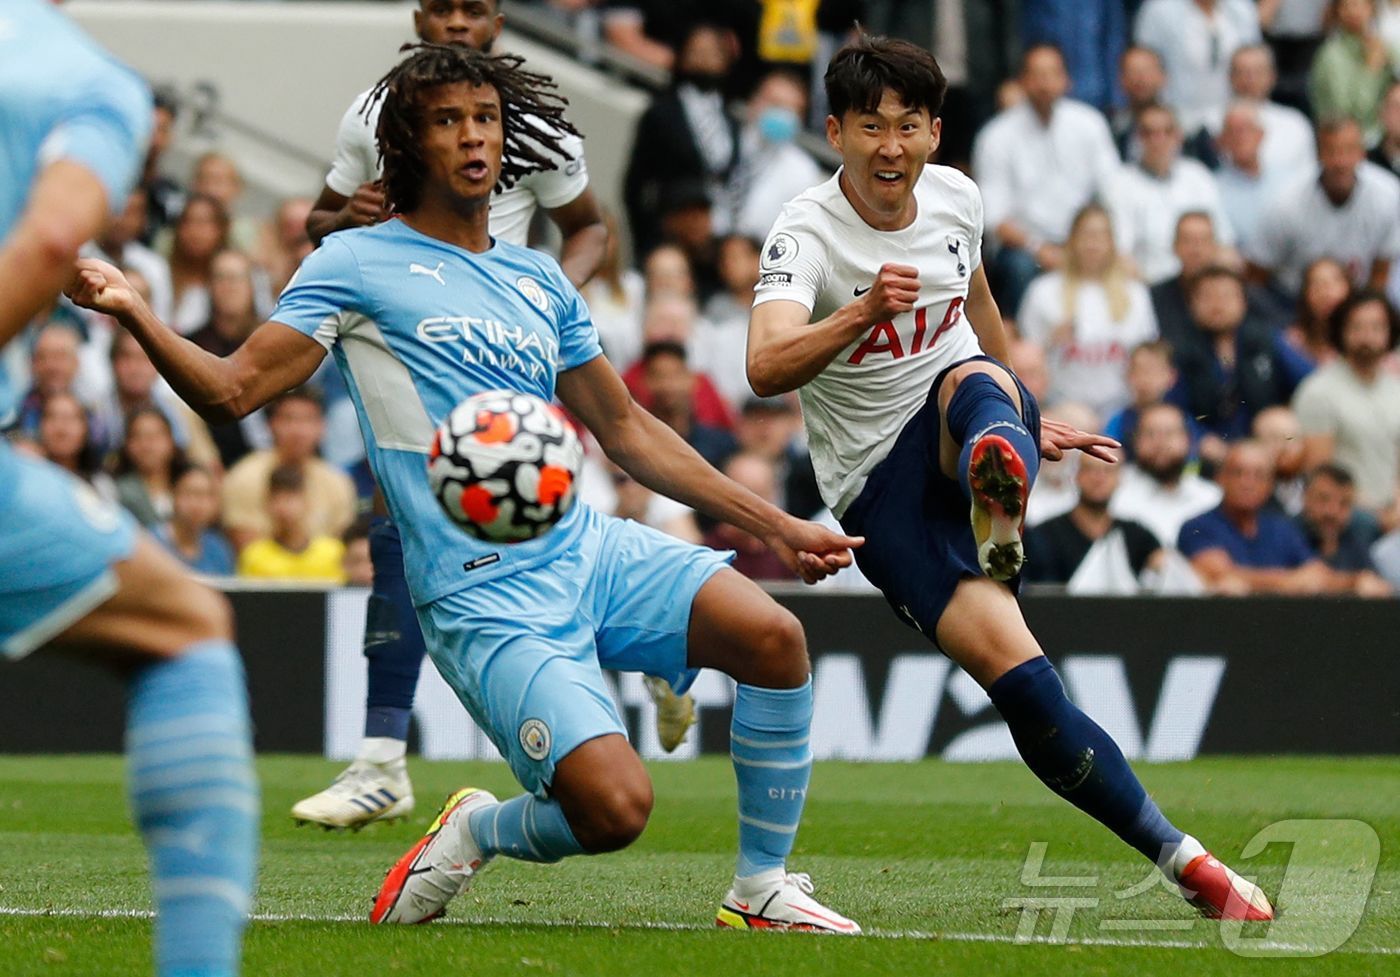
left=415, top=0, right=503, bottom=51
left=416, top=82, right=505, bottom=208
left=828, top=90, right=938, bottom=227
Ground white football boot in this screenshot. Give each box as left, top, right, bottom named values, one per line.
left=716, top=869, right=861, bottom=934
left=371, top=787, right=498, bottom=924
left=291, top=758, right=415, bottom=829
left=644, top=675, right=697, bottom=753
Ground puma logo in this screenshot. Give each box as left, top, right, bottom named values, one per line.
left=410, top=261, right=446, bottom=285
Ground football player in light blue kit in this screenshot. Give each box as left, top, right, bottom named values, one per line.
left=1, top=3, right=259, bottom=975
left=70, top=46, right=864, bottom=932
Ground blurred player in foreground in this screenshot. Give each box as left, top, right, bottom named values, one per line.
left=71, top=45, right=864, bottom=934
left=746, top=34, right=1274, bottom=922
left=0, top=3, right=258, bottom=974
left=294, top=0, right=676, bottom=835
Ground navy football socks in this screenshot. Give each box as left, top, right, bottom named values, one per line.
left=943, top=371, right=1040, bottom=497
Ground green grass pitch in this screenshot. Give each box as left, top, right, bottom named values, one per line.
left=0, top=755, right=1395, bottom=976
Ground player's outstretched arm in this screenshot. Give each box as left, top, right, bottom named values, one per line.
left=0, top=161, right=110, bottom=350
left=963, top=265, right=1010, bottom=363
left=557, top=356, right=863, bottom=583
left=747, top=263, right=920, bottom=396
left=67, top=258, right=327, bottom=422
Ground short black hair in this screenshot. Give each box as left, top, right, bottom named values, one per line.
left=1020, top=41, right=1065, bottom=75
left=367, top=44, right=579, bottom=214
left=267, top=386, right=325, bottom=419
left=1328, top=288, right=1400, bottom=352
left=1307, top=463, right=1355, bottom=490
left=1187, top=263, right=1244, bottom=299
left=268, top=463, right=306, bottom=495
left=824, top=34, right=946, bottom=120
left=641, top=340, right=688, bottom=366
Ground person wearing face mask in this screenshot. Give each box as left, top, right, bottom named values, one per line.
left=625, top=23, right=743, bottom=257
left=730, top=71, right=829, bottom=241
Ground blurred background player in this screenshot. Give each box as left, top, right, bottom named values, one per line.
left=0, top=3, right=257, bottom=976
left=292, top=0, right=697, bottom=831
left=69, top=43, right=865, bottom=935
left=747, top=34, right=1274, bottom=923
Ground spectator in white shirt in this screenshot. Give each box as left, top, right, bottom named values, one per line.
left=1111, top=401, right=1224, bottom=546
left=1227, top=44, right=1318, bottom=178
left=972, top=43, right=1121, bottom=314
left=1215, top=101, right=1285, bottom=248
left=1135, top=0, right=1263, bottom=136
left=1107, top=103, right=1235, bottom=283
left=1017, top=204, right=1159, bottom=416
left=1247, top=117, right=1400, bottom=296
left=729, top=71, right=827, bottom=243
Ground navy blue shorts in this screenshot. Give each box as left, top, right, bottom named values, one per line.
left=838, top=356, right=1041, bottom=643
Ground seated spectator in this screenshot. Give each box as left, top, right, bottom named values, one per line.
left=190, top=250, right=262, bottom=358
left=973, top=43, right=1120, bottom=313
left=156, top=465, right=235, bottom=577
left=1294, top=289, right=1400, bottom=518
left=90, top=187, right=173, bottom=322
left=1368, top=80, right=1400, bottom=178
left=95, top=330, right=219, bottom=470
left=1007, top=337, right=1051, bottom=405
left=341, top=516, right=374, bottom=587
left=656, top=179, right=721, bottom=301
left=1112, top=45, right=1220, bottom=166
left=1106, top=103, right=1234, bottom=284
left=638, top=341, right=737, bottom=469
left=139, top=89, right=185, bottom=246
left=1149, top=212, right=1228, bottom=349
left=643, top=242, right=697, bottom=299
left=1214, top=102, right=1285, bottom=249
left=1173, top=266, right=1305, bottom=454
left=1227, top=44, right=1318, bottom=177
left=1179, top=440, right=1387, bottom=594
left=1111, top=402, right=1222, bottom=546
left=608, top=464, right=702, bottom=543
left=1284, top=256, right=1351, bottom=366
left=35, top=391, right=116, bottom=502
left=1018, top=204, right=1158, bottom=416
left=1296, top=464, right=1387, bottom=574
left=1134, top=0, right=1261, bottom=136
left=190, top=152, right=261, bottom=253
left=702, top=452, right=797, bottom=581
left=1311, top=0, right=1392, bottom=135
left=624, top=23, right=740, bottom=257
left=166, top=194, right=231, bottom=335
left=1104, top=340, right=1193, bottom=461
left=697, top=234, right=762, bottom=409
left=734, top=395, right=822, bottom=518
left=237, top=464, right=347, bottom=584
left=1252, top=404, right=1309, bottom=514
left=581, top=209, right=646, bottom=368
left=255, top=196, right=314, bottom=296
left=1027, top=454, right=1165, bottom=587
left=730, top=70, right=827, bottom=241
left=15, top=323, right=84, bottom=442
left=113, top=407, right=188, bottom=530
left=221, top=387, right=357, bottom=551
left=622, top=296, right=735, bottom=429
left=1248, top=118, right=1400, bottom=297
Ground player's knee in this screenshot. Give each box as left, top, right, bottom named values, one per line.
left=574, top=781, right=653, bottom=853
left=748, top=606, right=809, bottom=689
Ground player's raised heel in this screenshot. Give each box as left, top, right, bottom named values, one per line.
left=968, top=434, right=1029, bottom=581
left=644, top=675, right=696, bottom=753
left=291, top=758, right=415, bottom=830
left=1175, top=851, right=1275, bottom=922
left=370, top=787, right=497, bottom=924
left=716, top=870, right=861, bottom=934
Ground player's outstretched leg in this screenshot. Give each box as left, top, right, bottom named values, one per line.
left=56, top=537, right=261, bottom=975
left=937, top=362, right=1040, bottom=581
left=936, top=578, right=1274, bottom=921
left=293, top=517, right=419, bottom=829
left=688, top=570, right=859, bottom=934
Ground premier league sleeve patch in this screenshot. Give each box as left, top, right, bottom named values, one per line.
left=761, top=232, right=799, bottom=270
left=519, top=718, right=552, bottom=761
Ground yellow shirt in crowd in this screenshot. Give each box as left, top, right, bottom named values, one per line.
left=237, top=536, right=347, bottom=584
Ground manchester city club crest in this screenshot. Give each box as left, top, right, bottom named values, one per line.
left=516, top=275, right=550, bottom=313
left=519, top=718, right=552, bottom=761
left=762, top=232, right=799, bottom=270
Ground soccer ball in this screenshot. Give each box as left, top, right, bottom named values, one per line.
left=427, top=391, right=583, bottom=543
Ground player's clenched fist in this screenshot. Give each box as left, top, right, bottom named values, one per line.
left=66, top=258, right=142, bottom=318
left=342, top=180, right=389, bottom=228
left=855, top=262, right=920, bottom=323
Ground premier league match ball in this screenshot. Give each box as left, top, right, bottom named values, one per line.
left=428, top=391, right=583, bottom=543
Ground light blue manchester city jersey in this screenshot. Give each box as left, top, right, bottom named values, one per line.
left=0, top=0, right=152, bottom=422
left=271, top=219, right=603, bottom=605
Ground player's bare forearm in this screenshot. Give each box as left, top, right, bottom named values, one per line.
left=550, top=191, right=608, bottom=288
left=0, top=161, right=108, bottom=348
left=747, top=301, right=871, bottom=396
left=113, top=301, right=248, bottom=421
left=964, top=264, right=1008, bottom=362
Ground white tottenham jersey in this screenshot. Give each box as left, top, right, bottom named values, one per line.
left=754, top=165, right=985, bottom=516
left=325, top=86, right=590, bottom=246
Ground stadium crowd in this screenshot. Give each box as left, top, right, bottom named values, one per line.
left=7, top=0, right=1400, bottom=596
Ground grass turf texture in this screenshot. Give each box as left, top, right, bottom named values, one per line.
left=0, top=755, right=1395, bottom=976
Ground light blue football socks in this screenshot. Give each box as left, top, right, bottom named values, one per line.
left=468, top=793, right=584, bottom=864
left=730, top=680, right=814, bottom=878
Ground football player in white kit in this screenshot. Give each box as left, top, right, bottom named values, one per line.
left=293, top=0, right=695, bottom=830
left=747, top=35, right=1275, bottom=922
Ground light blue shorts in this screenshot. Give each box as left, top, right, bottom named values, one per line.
left=0, top=446, right=138, bottom=660
left=417, top=506, right=732, bottom=797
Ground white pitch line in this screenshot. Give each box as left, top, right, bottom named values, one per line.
left=0, top=906, right=1394, bottom=956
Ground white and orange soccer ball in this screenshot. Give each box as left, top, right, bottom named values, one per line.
left=427, top=391, right=582, bottom=543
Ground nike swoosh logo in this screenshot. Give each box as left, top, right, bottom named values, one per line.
left=853, top=285, right=871, bottom=296
left=734, top=900, right=750, bottom=911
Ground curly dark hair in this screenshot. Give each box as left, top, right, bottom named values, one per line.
left=365, top=43, right=579, bottom=214
left=1328, top=288, right=1400, bottom=354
